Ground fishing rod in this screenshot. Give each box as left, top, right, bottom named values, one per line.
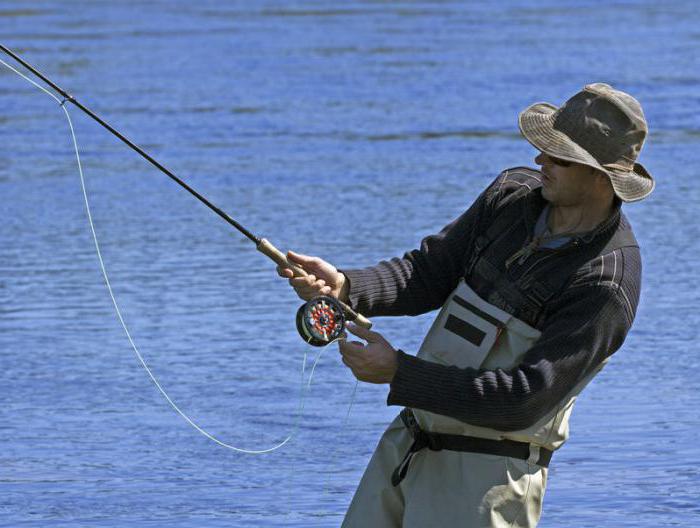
left=0, top=44, right=371, bottom=343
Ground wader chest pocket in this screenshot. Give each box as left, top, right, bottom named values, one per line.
left=428, top=292, right=510, bottom=370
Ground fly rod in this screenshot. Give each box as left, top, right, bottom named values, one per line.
left=0, top=43, right=372, bottom=337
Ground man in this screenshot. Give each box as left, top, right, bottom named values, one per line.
left=278, top=83, right=654, bottom=527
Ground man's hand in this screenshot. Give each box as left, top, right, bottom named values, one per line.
left=276, top=250, right=349, bottom=302
left=339, top=323, right=398, bottom=384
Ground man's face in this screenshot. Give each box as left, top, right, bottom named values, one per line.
left=535, top=152, right=599, bottom=206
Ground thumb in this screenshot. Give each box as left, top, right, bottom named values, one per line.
left=287, top=250, right=322, bottom=272
left=346, top=322, right=383, bottom=343
left=287, top=250, right=314, bottom=265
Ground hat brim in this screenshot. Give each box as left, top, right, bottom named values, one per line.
left=518, top=102, right=655, bottom=202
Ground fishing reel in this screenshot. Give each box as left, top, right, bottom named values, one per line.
left=296, top=295, right=346, bottom=346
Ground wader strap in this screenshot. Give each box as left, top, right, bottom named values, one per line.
left=466, top=205, right=524, bottom=277
left=391, top=409, right=553, bottom=487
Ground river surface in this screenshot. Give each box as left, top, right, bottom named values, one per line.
left=1, top=1, right=699, bottom=526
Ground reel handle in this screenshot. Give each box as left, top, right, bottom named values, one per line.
left=257, top=238, right=373, bottom=330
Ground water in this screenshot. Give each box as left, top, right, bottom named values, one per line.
left=1, top=1, right=699, bottom=526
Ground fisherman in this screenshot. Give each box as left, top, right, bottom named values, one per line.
left=278, top=83, right=653, bottom=527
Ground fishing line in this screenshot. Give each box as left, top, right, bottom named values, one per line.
left=323, top=378, right=359, bottom=495
left=0, top=55, right=347, bottom=454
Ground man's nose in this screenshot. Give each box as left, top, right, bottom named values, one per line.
left=535, top=152, right=546, bottom=166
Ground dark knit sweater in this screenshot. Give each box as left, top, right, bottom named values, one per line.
left=343, top=167, right=641, bottom=432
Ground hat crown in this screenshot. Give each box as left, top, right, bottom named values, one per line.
left=553, top=83, right=647, bottom=169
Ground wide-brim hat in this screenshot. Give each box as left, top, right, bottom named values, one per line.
left=519, top=83, right=655, bottom=202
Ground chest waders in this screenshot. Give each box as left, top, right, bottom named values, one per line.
left=343, top=179, right=637, bottom=528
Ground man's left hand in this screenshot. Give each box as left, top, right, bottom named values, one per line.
left=338, top=323, right=398, bottom=384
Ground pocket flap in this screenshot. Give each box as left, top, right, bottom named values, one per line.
left=427, top=289, right=511, bottom=369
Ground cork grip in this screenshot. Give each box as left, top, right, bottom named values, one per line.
left=257, top=238, right=373, bottom=330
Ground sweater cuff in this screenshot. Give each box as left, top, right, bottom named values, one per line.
left=339, top=267, right=381, bottom=316
left=387, top=349, right=430, bottom=408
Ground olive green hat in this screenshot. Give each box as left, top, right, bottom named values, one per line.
left=519, top=83, right=655, bottom=202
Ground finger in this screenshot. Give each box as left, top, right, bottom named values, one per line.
left=287, top=250, right=319, bottom=269
left=276, top=265, right=294, bottom=278
left=339, top=341, right=365, bottom=358
left=346, top=322, right=383, bottom=343
left=287, top=283, right=314, bottom=300
left=289, top=275, right=317, bottom=288
left=338, top=339, right=357, bottom=353
left=340, top=354, right=360, bottom=377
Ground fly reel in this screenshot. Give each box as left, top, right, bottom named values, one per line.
left=296, top=296, right=346, bottom=346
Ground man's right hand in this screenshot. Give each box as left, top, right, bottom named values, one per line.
left=276, top=250, right=349, bottom=302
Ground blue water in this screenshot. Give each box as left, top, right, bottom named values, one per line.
left=1, top=1, right=699, bottom=526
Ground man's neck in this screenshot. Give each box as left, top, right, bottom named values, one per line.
left=547, top=197, right=615, bottom=236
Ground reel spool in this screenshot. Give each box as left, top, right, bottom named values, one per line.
left=296, top=296, right=346, bottom=346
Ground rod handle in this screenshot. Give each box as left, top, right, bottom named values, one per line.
left=257, top=238, right=373, bottom=330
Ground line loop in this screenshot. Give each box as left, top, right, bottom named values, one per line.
left=0, top=54, right=323, bottom=454
left=0, top=52, right=360, bottom=459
